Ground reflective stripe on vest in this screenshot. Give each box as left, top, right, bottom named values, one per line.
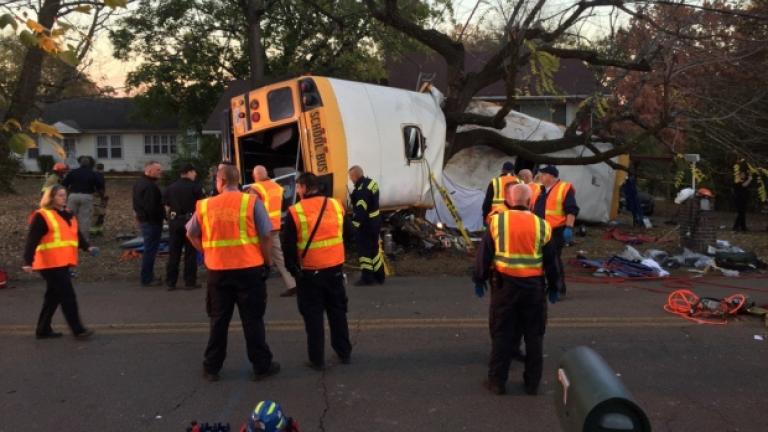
left=197, top=192, right=263, bottom=270
left=490, top=210, right=551, bottom=277
left=33, top=209, right=78, bottom=270
left=491, top=175, right=520, bottom=205
left=252, top=180, right=284, bottom=230
left=544, top=181, right=571, bottom=228
left=290, top=196, right=345, bottom=269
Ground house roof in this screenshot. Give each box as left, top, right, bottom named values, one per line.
left=41, top=98, right=179, bottom=131
left=386, top=51, right=602, bottom=97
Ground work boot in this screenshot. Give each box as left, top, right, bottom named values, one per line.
left=279, top=287, right=297, bottom=297
left=337, top=354, right=351, bottom=365
left=253, top=362, right=281, bottom=381
left=166, top=284, right=177, bottom=291
left=524, top=381, right=539, bottom=396
left=74, top=329, right=94, bottom=340
left=35, top=331, right=63, bottom=340
left=353, top=279, right=374, bottom=287
left=482, top=379, right=506, bottom=395
left=202, top=369, right=220, bottom=382
left=305, top=361, right=325, bottom=372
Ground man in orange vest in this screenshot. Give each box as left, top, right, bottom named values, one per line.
left=482, top=161, right=520, bottom=225
left=533, top=165, right=579, bottom=299
left=186, top=164, right=280, bottom=382
left=519, top=168, right=543, bottom=209
left=282, top=173, right=351, bottom=370
left=473, top=183, right=554, bottom=396
left=250, top=165, right=297, bottom=297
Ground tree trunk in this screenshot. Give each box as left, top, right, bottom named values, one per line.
left=1, top=0, right=61, bottom=192
left=244, top=0, right=268, bottom=88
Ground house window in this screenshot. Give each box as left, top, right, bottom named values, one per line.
left=27, top=147, right=39, bottom=159
left=63, top=137, right=76, bottom=158
left=144, top=135, right=178, bottom=154
left=97, top=135, right=122, bottom=159
left=403, top=125, right=425, bottom=161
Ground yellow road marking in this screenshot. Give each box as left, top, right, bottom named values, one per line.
left=0, top=316, right=707, bottom=336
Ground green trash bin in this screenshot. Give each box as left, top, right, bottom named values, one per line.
left=555, top=346, right=651, bottom=432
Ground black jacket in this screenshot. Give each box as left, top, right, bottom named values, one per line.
left=163, top=178, right=204, bottom=216
left=133, top=175, right=164, bottom=225
left=350, top=176, right=380, bottom=227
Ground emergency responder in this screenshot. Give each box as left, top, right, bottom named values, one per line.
left=89, top=163, right=108, bottom=237
left=518, top=168, right=542, bottom=209
left=41, top=162, right=69, bottom=192
left=133, top=161, right=164, bottom=286
left=348, top=165, right=385, bottom=286
left=164, top=164, right=204, bottom=290
left=186, top=164, right=280, bottom=382
left=533, top=165, right=578, bottom=299
left=23, top=184, right=97, bottom=340
left=482, top=161, right=520, bottom=224
left=250, top=165, right=297, bottom=297
left=733, top=169, right=753, bottom=232
left=63, top=156, right=104, bottom=241
left=283, top=173, right=352, bottom=370
left=473, top=183, right=554, bottom=396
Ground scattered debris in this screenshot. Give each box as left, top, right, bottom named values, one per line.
left=664, top=289, right=750, bottom=325
left=754, top=335, right=764, bottom=342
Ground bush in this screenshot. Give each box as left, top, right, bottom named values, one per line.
left=162, top=134, right=220, bottom=190
left=37, top=155, right=55, bottom=173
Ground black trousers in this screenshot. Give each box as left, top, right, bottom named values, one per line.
left=166, top=219, right=197, bottom=286
left=296, top=265, right=352, bottom=366
left=204, top=267, right=273, bottom=374
left=488, top=275, right=547, bottom=388
left=37, top=267, right=86, bottom=335
left=356, top=219, right=385, bottom=283
left=545, top=227, right=567, bottom=295
left=733, top=201, right=748, bottom=231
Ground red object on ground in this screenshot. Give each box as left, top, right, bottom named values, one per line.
left=603, top=228, right=658, bottom=245
left=0, top=269, right=7, bottom=289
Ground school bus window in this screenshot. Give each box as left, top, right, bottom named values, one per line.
left=403, top=126, right=425, bottom=160
left=267, top=87, right=295, bottom=121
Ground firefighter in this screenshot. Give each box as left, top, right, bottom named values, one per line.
left=473, top=183, right=554, bottom=396
left=348, top=165, right=385, bottom=286
left=186, top=164, right=280, bottom=382
left=482, top=161, right=520, bottom=224
left=283, top=173, right=352, bottom=370
left=41, top=162, right=69, bottom=192
left=250, top=165, right=297, bottom=297
left=533, top=165, right=578, bottom=299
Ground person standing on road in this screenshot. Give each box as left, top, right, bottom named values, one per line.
left=62, top=156, right=104, bottom=241
left=348, top=165, right=385, bottom=286
left=482, top=161, right=520, bottom=224
left=23, top=185, right=96, bottom=340
left=132, top=161, right=165, bottom=287
left=186, top=164, right=280, bottom=382
left=283, top=173, right=352, bottom=370
left=473, top=183, right=553, bottom=396
left=250, top=165, right=297, bottom=297
left=533, top=165, right=578, bottom=299
left=164, top=164, right=204, bottom=291
left=733, top=169, right=753, bottom=232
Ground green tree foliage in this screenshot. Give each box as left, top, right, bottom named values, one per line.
left=110, top=0, right=439, bottom=131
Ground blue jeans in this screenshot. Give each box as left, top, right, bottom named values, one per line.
left=140, top=223, right=162, bottom=285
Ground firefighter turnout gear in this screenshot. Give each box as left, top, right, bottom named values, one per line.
left=32, top=209, right=79, bottom=270
left=196, top=192, right=264, bottom=271
left=351, top=176, right=385, bottom=284
left=474, top=206, right=555, bottom=396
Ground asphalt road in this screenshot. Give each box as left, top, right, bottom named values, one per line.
left=1, top=273, right=767, bottom=432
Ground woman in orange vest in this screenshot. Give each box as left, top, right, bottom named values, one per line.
left=22, top=185, right=96, bottom=340
left=282, top=172, right=351, bottom=370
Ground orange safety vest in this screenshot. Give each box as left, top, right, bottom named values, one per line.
left=32, top=209, right=79, bottom=270
left=485, top=204, right=509, bottom=227
left=490, top=175, right=520, bottom=214
left=543, top=181, right=573, bottom=229
left=288, top=196, right=345, bottom=270
left=527, top=182, right=543, bottom=208
left=196, top=191, right=264, bottom=271
left=489, top=209, right=551, bottom=278
left=251, top=179, right=284, bottom=230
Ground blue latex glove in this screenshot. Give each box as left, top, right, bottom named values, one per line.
left=548, top=289, right=560, bottom=304
left=563, top=227, right=574, bottom=244
left=474, top=281, right=488, bottom=298
left=89, top=246, right=100, bottom=257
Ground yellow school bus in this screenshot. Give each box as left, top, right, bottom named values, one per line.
left=221, top=76, right=446, bottom=211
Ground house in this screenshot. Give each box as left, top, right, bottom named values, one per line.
left=22, top=98, right=183, bottom=172
left=385, top=51, right=604, bottom=126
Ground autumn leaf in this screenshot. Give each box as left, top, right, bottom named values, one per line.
left=29, top=120, right=63, bottom=139
left=19, top=30, right=37, bottom=47
left=7, top=133, right=36, bottom=154
left=0, top=13, right=17, bottom=31
left=41, top=136, right=67, bottom=159
left=38, top=35, right=59, bottom=53
left=104, top=0, right=128, bottom=9
left=25, top=19, right=46, bottom=34
left=2, top=119, right=23, bottom=131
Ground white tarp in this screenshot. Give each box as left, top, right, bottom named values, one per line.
left=426, top=103, right=618, bottom=230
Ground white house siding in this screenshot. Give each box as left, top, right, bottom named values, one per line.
left=23, top=131, right=179, bottom=172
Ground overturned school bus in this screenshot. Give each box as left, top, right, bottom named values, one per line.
left=220, top=76, right=446, bottom=211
